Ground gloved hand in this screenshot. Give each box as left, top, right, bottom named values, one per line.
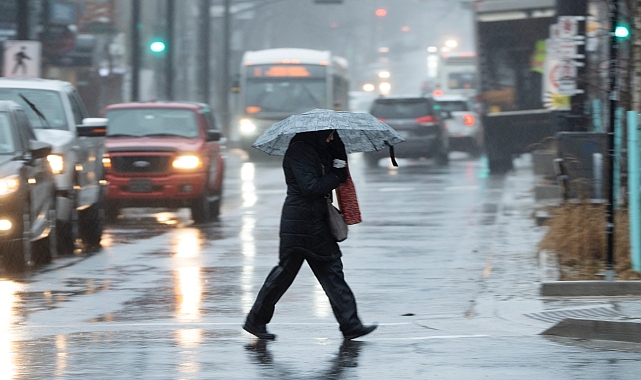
left=332, top=166, right=348, bottom=183
left=327, top=132, right=347, bottom=162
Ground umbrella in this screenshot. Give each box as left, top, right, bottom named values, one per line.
left=251, top=108, right=405, bottom=165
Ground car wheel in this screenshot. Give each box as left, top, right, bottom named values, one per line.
left=4, top=201, right=31, bottom=273
left=209, top=186, right=222, bottom=219
left=191, top=192, right=211, bottom=224
left=78, top=189, right=105, bottom=251
left=32, top=193, right=57, bottom=265
left=468, top=141, right=483, bottom=158
left=56, top=190, right=77, bottom=256
left=435, top=148, right=449, bottom=166
left=105, top=202, right=120, bottom=224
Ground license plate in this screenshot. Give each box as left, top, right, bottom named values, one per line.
left=128, top=179, right=153, bottom=193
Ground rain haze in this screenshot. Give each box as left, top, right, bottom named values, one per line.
left=0, top=0, right=640, bottom=379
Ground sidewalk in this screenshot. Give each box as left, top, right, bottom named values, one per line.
left=529, top=154, right=641, bottom=343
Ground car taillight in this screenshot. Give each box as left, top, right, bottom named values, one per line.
left=376, top=117, right=387, bottom=122
left=463, top=114, right=475, bottom=126
left=415, top=115, right=437, bottom=125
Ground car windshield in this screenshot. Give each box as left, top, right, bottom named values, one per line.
left=0, top=88, right=68, bottom=130
left=436, top=101, right=469, bottom=112
left=369, top=99, right=432, bottom=119
left=106, top=108, right=199, bottom=138
left=0, top=113, right=16, bottom=154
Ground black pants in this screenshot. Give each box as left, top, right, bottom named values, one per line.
left=246, top=252, right=362, bottom=333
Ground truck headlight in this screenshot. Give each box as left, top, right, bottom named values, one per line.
left=47, top=154, right=64, bottom=174
left=0, top=175, right=20, bottom=196
left=172, top=155, right=201, bottom=170
left=239, top=118, right=257, bottom=135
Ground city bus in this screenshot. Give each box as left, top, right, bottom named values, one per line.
left=233, top=48, right=350, bottom=156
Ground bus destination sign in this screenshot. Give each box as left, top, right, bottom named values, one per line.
left=247, top=64, right=326, bottom=78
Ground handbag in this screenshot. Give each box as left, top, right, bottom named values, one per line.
left=326, top=196, right=348, bottom=242
left=335, top=168, right=362, bottom=225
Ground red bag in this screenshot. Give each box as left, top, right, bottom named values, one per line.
left=336, top=167, right=362, bottom=225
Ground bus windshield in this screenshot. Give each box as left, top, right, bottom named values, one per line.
left=244, top=78, right=326, bottom=114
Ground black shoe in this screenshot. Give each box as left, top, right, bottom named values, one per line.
left=243, top=321, right=276, bottom=340
left=343, top=323, right=378, bottom=340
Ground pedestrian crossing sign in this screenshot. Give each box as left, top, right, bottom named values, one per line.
left=3, top=40, right=41, bottom=78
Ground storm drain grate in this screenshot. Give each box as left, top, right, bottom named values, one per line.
left=525, top=305, right=625, bottom=324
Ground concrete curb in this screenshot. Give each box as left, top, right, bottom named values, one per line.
left=537, top=249, right=641, bottom=343
left=541, top=280, right=641, bottom=297
left=538, top=250, right=641, bottom=297
left=541, top=318, right=641, bottom=344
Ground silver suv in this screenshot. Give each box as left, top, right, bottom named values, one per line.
left=0, top=78, right=107, bottom=254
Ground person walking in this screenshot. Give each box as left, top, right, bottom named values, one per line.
left=243, top=129, right=377, bottom=340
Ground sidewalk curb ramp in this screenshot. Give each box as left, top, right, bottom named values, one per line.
left=537, top=250, right=641, bottom=342
left=541, top=318, right=641, bottom=344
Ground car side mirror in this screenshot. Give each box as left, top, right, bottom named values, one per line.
left=29, top=140, right=52, bottom=160
left=77, top=117, right=108, bottom=137
left=206, top=130, right=222, bottom=142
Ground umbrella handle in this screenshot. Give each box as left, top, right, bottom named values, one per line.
left=386, top=141, right=398, bottom=167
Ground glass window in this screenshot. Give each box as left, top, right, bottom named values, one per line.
left=370, top=99, right=433, bottom=119
left=0, top=113, right=16, bottom=154
left=202, top=108, right=218, bottom=131
left=0, top=88, right=68, bottom=130
left=244, top=78, right=326, bottom=114
left=447, top=73, right=477, bottom=90
left=106, top=108, right=199, bottom=138
left=15, top=109, right=36, bottom=146
left=436, top=101, right=469, bottom=112
left=68, top=92, right=85, bottom=125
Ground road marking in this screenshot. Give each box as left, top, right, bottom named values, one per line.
left=444, top=186, right=480, bottom=191
left=379, top=187, right=415, bottom=192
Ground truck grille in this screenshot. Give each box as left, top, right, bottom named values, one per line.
left=112, top=155, right=171, bottom=173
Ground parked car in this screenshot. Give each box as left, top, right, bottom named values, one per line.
left=0, top=100, right=56, bottom=272
left=364, top=96, right=449, bottom=167
left=0, top=78, right=108, bottom=255
left=103, top=101, right=225, bottom=223
left=434, top=95, right=483, bottom=157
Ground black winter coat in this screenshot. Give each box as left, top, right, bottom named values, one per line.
left=279, top=136, right=342, bottom=261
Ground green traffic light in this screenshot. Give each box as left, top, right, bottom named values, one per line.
left=150, top=40, right=166, bottom=53
left=615, top=25, right=630, bottom=38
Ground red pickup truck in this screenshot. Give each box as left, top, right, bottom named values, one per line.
left=103, top=101, right=225, bottom=223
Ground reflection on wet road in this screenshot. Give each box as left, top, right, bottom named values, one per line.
left=1, top=151, right=640, bottom=379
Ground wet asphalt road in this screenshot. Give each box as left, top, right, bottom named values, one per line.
left=1, top=149, right=640, bottom=379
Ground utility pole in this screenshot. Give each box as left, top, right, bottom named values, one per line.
left=606, top=0, right=620, bottom=281
left=16, top=1, right=29, bottom=40
left=199, top=0, right=211, bottom=105
left=131, top=0, right=141, bottom=101
left=222, top=0, right=231, bottom=136
left=166, top=0, right=175, bottom=101
left=556, top=0, right=588, bottom=132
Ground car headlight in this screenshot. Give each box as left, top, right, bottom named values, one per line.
left=172, top=155, right=202, bottom=170
left=239, top=118, right=257, bottom=135
left=0, top=175, right=20, bottom=196
left=47, top=154, right=64, bottom=174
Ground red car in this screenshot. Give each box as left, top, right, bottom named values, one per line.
left=103, top=101, right=225, bottom=223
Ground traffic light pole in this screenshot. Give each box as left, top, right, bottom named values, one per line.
left=131, top=0, right=141, bottom=101
left=199, top=0, right=211, bottom=105
left=166, top=0, right=175, bottom=101
left=606, top=0, right=619, bottom=281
